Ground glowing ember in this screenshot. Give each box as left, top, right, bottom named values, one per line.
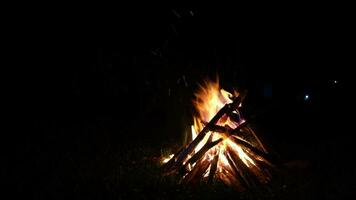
left=162, top=79, right=273, bottom=190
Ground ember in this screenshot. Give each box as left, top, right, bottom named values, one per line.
left=162, top=79, right=274, bottom=190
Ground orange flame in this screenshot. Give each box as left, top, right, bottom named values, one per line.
left=190, top=79, right=256, bottom=172
left=163, top=78, right=271, bottom=187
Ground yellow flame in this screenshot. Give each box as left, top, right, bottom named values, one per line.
left=162, top=78, right=268, bottom=187
left=193, top=80, right=236, bottom=123
left=191, top=79, right=253, bottom=173
left=226, top=139, right=256, bottom=167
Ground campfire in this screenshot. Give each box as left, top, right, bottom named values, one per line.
left=162, top=79, right=274, bottom=191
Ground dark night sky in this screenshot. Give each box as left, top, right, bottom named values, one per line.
left=22, top=7, right=350, bottom=135
left=8, top=6, right=354, bottom=199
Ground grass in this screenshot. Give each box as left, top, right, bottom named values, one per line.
left=41, top=141, right=317, bottom=200
left=20, top=116, right=354, bottom=199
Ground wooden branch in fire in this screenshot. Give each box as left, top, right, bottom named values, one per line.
left=162, top=92, right=275, bottom=189
left=207, top=151, right=219, bottom=184
left=230, top=136, right=277, bottom=165
left=167, top=95, right=244, bottom=171
left=183, top=137, right=222, bottom=170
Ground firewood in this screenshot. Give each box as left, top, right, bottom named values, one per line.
left=207, top=152, right=219, bottom=184
left=161, top=88, right=275, bottom=190
left=162, top=147, right=184, bottom=174
left=220, top=168, right=245, bottom=192
left=227, top=146, right=258, bottom=188
left=173, top=96, right=242, bottom=168
left=242, top=126, right=268, bottom=153
left=173, top=108, right=225, bottom=167
left=181, top=157, right=211, bottom=185
left=225, top=151, right=250, bottom=188
left=209, top=124, right=234, bottom=134
left=224, top=152, right=249, bottom=188
left=230, top=135, right=277, bottom=165
left=180, top=136, right=223, bottom=174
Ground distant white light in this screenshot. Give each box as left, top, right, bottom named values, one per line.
left=304, top=94, right=309, bottom=101
left=334, top=80, right=338, bottom=84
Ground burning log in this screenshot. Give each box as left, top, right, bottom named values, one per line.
left=161, top=147, right=184, bottom=175
left=182, top=137, right=223, bottom=171
left=207, top=150, right=219, bottom=184
left=181, top=157, right=211, bottom=185
left=173, top=95, right=243, bottom=168
left=227, top=147, right=257, bottom=188
left=224, top=151, right=250, bottom=189
left=219, top=168, right=245, bottom=192
left=230, top=136, right=277, bottom=165
left=209, top=124, right=234, bottom=134
left=161, top=79, right=275, bottom=191
left=244, top=126, right=268, bottom=153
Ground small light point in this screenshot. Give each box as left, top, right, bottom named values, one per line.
left=304, top=94, right=309, bottom=101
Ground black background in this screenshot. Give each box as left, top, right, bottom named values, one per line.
left=8, top=6, right=354, bottom=199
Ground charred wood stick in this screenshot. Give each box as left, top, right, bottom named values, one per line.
left=229, top=137, right=274, bottom=182
left=207, top=152, right=219, bottom=184
left=180, top=137, right=223, bottom=174
left=247, top=151, right=274, bottom=169
left=173, top=111, right=223, bottom=166
left=208, top=121, right=249, bottom=135
left=181, top=157, right=211, bottom=185
left=231, top=121, right=249, bottom=135
left=245, top=126, right=268, bottom=153
left=236, top=125, right=267, bottom=153
left=162, top=147, right=184, bottom=174
left=227, top=146, right=258, bottom=188
left=225, top=151, right=250, bottom=189
left=209, top=124, right=234, bottom=134
left=185, top=138, right=222, bottom=166
left=174, top=95, right=243, bottom=167
left=230, top=107, right=268, bottom=153
left=230, top=136, right=277, bottom=164
left=220, top=168, right=245, bottom=192
left=240, top=151, right=273, bottom=182
left=251, top=165, right=271, bottom=184
left=209, top=121, right=249, bottom=135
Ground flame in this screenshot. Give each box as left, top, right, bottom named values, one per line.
left=162, top=78, right=271, bottom=188
left=190, top=79, right=257, bottom=173
left=193, top=79, right=238, bottom=125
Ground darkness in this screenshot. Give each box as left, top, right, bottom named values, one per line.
left=9, top=6, right=354, bottom=199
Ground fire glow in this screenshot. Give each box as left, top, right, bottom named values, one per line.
left=162, top=79, right=273, bottom=190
